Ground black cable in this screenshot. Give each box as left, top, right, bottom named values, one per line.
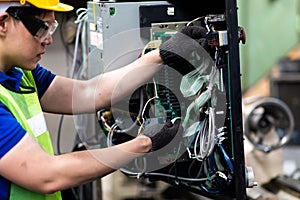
left=56, top=114, right=64, bottom=155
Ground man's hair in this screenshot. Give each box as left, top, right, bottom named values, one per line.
left=6, top=5, right=49, bottom=17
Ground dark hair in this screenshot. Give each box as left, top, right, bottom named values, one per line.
left=6, top=5, right=49, bottom=17
left=6, top=6, right=50, bottom=38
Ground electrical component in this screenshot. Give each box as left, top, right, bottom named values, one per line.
left=87, top=1, right=249, bottom=199
left=96, top=17, right=237, bottom=197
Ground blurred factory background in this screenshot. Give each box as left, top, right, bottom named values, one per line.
left=39, top=0, right=300, bottom=199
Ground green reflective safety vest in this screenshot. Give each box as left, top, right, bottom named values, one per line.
left=0, top=68, right=62, bottom=200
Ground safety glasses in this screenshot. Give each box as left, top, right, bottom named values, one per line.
left=34, top=20, right=58, bottom=41
left=5, top=6, right=59, bottom=41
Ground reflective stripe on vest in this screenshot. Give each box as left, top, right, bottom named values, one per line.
left=0, top=68, right=62, bottom=200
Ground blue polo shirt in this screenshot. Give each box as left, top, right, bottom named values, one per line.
left=0, top=64, right=56, bottom=200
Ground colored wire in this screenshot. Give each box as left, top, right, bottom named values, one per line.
left=219, top=143, right=234, bottom=173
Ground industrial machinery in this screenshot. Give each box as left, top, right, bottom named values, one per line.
left=242, top=96, right=297, bottom=199
left=243, top=97, right=295, bottom=154
left=82, top=1, right=252, bottom=199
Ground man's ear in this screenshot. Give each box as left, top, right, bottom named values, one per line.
left=0, top=13, right=9, bottom=36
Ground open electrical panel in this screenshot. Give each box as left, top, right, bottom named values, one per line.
left=86, top=1, right=250, bottom=199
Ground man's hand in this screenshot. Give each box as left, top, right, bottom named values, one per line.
left=159, top=26, right=211, bottom=75
left=140, top=119, right=181, bottom=151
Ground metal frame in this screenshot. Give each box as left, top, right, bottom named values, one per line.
left=225, top=0, right=247, bottom=198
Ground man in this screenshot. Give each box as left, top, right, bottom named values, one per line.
left=0, top=0, right=207, bottom=199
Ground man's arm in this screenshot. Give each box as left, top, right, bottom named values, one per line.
left=0, top=133, right=151, bottom=194
left=40, top=49, right=163, bottom=114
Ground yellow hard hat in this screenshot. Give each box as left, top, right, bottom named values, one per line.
left=0, top=0, right=73, bottom=12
